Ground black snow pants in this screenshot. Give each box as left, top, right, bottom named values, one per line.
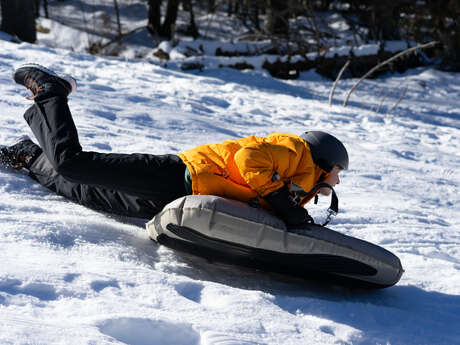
left=24, top=96, right=188, bottom=219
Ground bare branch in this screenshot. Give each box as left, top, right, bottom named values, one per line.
left=373, top=87, right=386, bottom=112
left=329, top=60, right=350, bottom=106
left=376, top=88, right=394, bottom=113
left=385, top=85, right=409, bottom=116
left=343, top=41, right=438, bottom=107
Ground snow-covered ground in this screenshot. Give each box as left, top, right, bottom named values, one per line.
left=1, top=15, right=460, bottom=345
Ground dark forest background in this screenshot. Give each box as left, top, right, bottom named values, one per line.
left=1, top=0, right=459, bottom=74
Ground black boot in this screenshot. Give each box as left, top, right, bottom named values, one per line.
left=13, top=63, right=77, bottom=100
left=0, top=137, right=42, bottom=170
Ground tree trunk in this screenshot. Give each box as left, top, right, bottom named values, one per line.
left=369, top=2, right=401, bottom=40
left=147, top=0, right=162, bottom=36
left=184, top=0, right=199, bottom=39
left=113, top=0, right=122, bottom=45
left=161, top=0, right=180, bottom=39
left=43, top=0, right=49, bottom=18
left=208, top=0, right=216, bottom=13
left=234, top=0, right=241, bottom=17
left=1, top=0, right=37, bottom=43
left=266, top=0, right=289, bottom=37
left=428, top=0, right=460, bottom=71
left=227, top=0, right=233, bottom=16
left=34, top=0, right=40, bottom=17
left=248, top=0, right=260, bottom=30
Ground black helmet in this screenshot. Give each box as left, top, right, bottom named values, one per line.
left=300, top=131, right=349, bottom=172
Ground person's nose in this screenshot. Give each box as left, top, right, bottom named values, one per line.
left=332, top=175, right=340, bottom=186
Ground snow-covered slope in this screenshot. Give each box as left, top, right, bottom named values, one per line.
left=1, top=39, right=459, bottom=345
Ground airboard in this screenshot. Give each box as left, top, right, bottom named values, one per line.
left=147, top=195, right=403, bottom=288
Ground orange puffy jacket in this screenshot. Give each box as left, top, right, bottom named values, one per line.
left=178, top=133, right=328, bottom=209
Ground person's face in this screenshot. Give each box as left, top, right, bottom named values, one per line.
left=319, top=165, right=342, bottom=196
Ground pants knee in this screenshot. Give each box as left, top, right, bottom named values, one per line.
left=53, top=157, right=85, bottom=183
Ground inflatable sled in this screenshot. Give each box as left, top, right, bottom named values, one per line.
left=146, top=195, right=403, bottom=288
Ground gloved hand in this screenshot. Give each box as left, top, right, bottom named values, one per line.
left=264, top=184, right=314, bottom=227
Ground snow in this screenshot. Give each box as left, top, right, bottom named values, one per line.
left=37, top=18, right=109, bottom=52
left=1, top=4, right=460, bottom=344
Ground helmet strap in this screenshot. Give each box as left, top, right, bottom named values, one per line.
left=290, top=181, right=339, bottom=227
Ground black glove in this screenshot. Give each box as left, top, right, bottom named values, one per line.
left=264, top=184, right=314, bottom=227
